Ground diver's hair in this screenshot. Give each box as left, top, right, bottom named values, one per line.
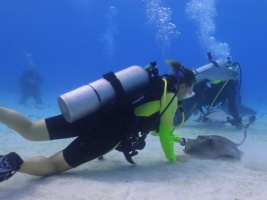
left=165, top=60, right=196, bottom=87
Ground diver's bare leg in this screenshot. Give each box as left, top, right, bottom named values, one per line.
left=0, top=106, right=49, bottom=141
left=19, top=151, right=72, bottom=176
left=0, top=107, right=71, bottom=177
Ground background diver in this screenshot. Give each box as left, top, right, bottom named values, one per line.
left=18, top=63, right=43, bottom=105
left=175, top=54, right=256, bottom=129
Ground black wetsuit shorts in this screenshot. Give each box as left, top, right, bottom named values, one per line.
left=45, top=113, right=133, bottom=168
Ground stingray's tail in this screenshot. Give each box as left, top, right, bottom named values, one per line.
left=236, top=127, right=248, bottom=146
left=236, top=115, right=256, bottom=146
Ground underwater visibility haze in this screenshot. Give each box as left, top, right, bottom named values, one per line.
left=0, top=0, right=266, bottom=109
left=1, top=1, right=267, bottom=200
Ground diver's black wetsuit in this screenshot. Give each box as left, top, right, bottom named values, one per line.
left=46, top=112, right=132, bottom=167
left=45, top=80, right=165, bottom=167
left=196, top=79, right=240, bottom=121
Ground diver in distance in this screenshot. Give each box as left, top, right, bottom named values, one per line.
left=175, top=54, right=256, bottom=129
left=18, top=63, right=43, bottom=105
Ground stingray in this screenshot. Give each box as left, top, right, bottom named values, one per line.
left=183, top=135, right=244, bottom=159
left=182, top=116, right=256, bottom=159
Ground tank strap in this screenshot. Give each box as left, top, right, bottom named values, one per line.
left=103, top=72, right=125, bottom=101
left=211, top=60, right=219, bottom=68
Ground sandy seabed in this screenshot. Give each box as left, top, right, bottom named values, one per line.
left=0, top=101, right=266, bottom=200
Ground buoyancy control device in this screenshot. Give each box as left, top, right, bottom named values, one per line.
left=58, top=65, right=157, bottom=123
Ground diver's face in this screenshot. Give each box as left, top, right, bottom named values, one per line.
left=177, top=83, right=194, bottom=100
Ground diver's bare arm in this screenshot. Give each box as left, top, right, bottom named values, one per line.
left=0, top=106, right=50, bottom=141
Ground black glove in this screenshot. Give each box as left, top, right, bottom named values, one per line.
left=180, top=138, right=188, bottom=146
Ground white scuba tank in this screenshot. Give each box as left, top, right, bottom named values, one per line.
left=58, top=65, right=150, bottom=123
left=193, top=59, right=226, bottom=75
left=192, top=59, right=239, bottom=83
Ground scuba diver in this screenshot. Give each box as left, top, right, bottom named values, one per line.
left=192, top=73, right=242, bottom=128
left=18, top=63, right=43, bottom=105
left=175, top=53, right=256, bottom=129
left=0, top=60, right=195, bottom=182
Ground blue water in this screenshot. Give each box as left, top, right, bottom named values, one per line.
left=0, top=0, right=266, bottom=110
